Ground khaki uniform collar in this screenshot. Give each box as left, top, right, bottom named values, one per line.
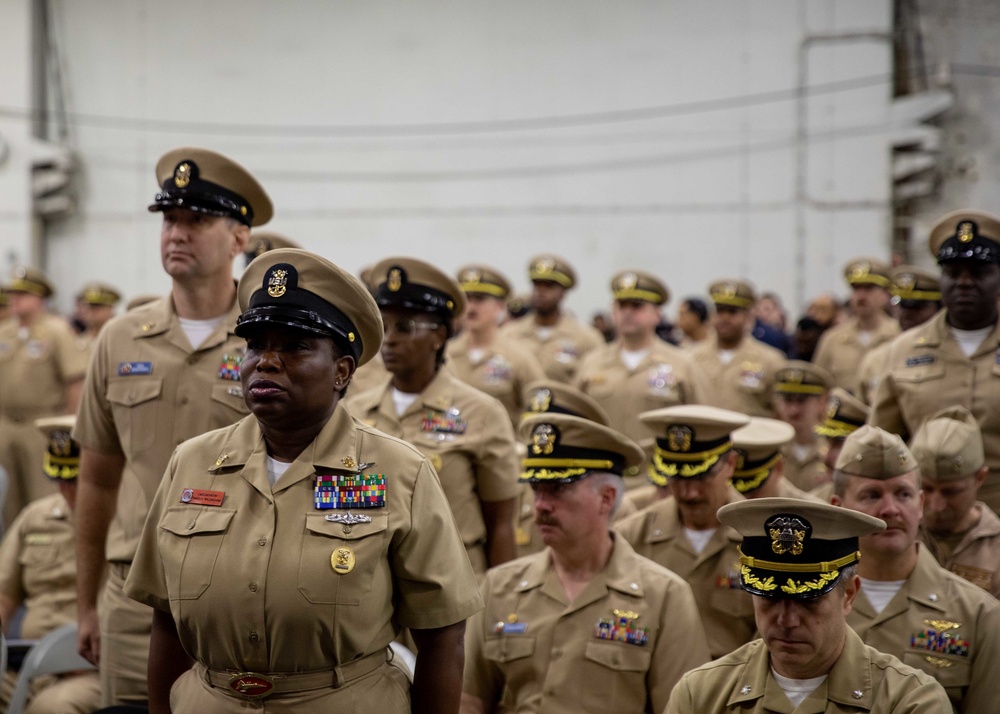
left=513, top=533, right=647, bottom=611
left=130, top=288, right=241, bottom=352
left=915, top=310, right=1000, bottom=358
left=204, top=405, right=365, bottom=493
left=641, top=489, right=743, bottom=555
left=856, top=544, right=948, bottom=621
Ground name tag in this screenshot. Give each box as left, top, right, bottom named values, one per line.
left=118, top=361, right=153, bottom=376
left=905, top=355, right=935, bottom=367
left=180, top=488, right=225, bottom=506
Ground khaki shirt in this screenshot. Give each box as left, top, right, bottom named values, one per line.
left=920, top=503, right=1000, bottom=600
left=346, top=369, right=520, bottom=573
left=689, top=335, right=787, bottom=418
left=500, top=313, right=606, bottom=384
left=125, top=406, right=482, bottom=675
left=0, top=493, right=75, bottom=639
left=857, top=340, right=892, bottom=405
left=0, top=314, right=87, bottom=419
left=349, top=352, right=389, bottom=395
left=73, top=296, right=250, bottom=562
left=446, top=332, right=546, bottom=426
left=847, top=545, right=1000, bottom=712
left=614, top=490, right=755, bottom=658
left=813, top=314, right=900, bottom=394
left=781, top=441, right=828, bottom=493
left=869, top=311, right=1000, bottom=512
left=665, top=628, right=951, bottom=713
left=574, top=338, right=708, bottom=449
left=463, top=535, right=710, bottom=713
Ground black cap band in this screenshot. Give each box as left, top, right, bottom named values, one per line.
left=937, top=220, right=1000, bottom=264
left=148, top=160, right=254, bottom=226
left=375, top=281, right=455, bottom=318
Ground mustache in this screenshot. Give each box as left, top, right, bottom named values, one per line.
left=535, top=515, right=559, bottom=527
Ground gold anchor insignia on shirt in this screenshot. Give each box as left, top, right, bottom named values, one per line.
left=213, top=453, right=230, bottom=468
left=342, top=456, right=356, bottom=470
left=332, top=546, right=356, bottom=574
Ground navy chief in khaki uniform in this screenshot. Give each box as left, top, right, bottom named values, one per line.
left=347, top=258, right=520, bottom=573
left=614, top=405, right=756, bottom=659
left=462, top=413, right=709, bottom=714
left=870, top=210, right=1000, bottom=514
left=666, top=498, right=951, bottom=713
left=73, top=147, right=271, bottom=705
left=126, top=249, right=482, bottom=713
left=831, top=425, right=1000, bottom=712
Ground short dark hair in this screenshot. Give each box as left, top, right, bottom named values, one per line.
left=682, top=297, right=709, bottom=323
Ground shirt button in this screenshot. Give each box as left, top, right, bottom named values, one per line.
left=186, top=355, right=198, bottom=364
left=258, top=537, right=267, bottom=546
left=249, top=631, right=259, bottom=643
left=630, top=582, right=639, bottom=591
left=180, top=396, right=189, bottom=405
left=552, top=649, right=562, bottom=659
left=249, top=582, right=258, bottom=592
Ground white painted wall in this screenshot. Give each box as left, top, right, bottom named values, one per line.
left=3, top=0, right=896, bottom=321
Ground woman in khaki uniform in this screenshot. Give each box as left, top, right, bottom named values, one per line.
left=347, top=257, right=520, bottom=574
left=125, top=249, right=482, bottom=714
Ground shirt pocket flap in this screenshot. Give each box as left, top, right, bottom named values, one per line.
left=902, top=651, right=971, bottom=688
left=304, top=512, right=389, bottom=541
left=585, top=641, right=651, bottom=672
left=484, top=636, right=536, bottom=663
left=893, top=362, right=945, bottom=383
left=107, top=377, right=163, bottom=407
left=159, top=507, right=236, bottom=537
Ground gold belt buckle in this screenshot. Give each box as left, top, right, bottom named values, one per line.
left=228, top=672, right=275, bottom=698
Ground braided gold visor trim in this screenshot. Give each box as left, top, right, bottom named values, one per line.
left=613, top=288, right=662, bottom=303
left=731, top=454, right=780, bottom=493
left=530, top=270, right=572, bottom=288
left=460, top=282, right=507, bottom=298
left=738, top=546, right=860, bottom=573
left=741, top=565, right=842, bottom=595
left=848, top=274, right=890, bottom=288
left=892, top=288, right=941, bottom=302
left=9, top=278, right=47, bottom=297
left=775, top=383, right=826, bottom=395
left=648, top=440, right=731, bottom=484
left=814, top=419, right=860, bottom=438
left=520, top=467, right=589, bottom=482
left=711, top=294, right=754, bottom=309
left=43, top=454, right=79, bottom=480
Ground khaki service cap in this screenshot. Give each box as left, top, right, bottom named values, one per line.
left=611, top=270, right=669, bottom=305
left=237, top=248, right=383, bottom=368
left=246, top=232, right=301, bottom=261
left=457, top=265, right=512, bottom=300
left=815, top=387, right=869, bottom=439
left=371, top=257, right=466, bottom=321
left=731, top=418, right=796, bottom=494
left=77, top=281, right=122, bottom=306
left=519, top=412, right=644, bottom=483
left=528, top=254, right=576, bottom=289
left=521, top=380, right=610, bottom=426
left=889, top=265, right=941, bottom=304
left=910, top=406, right=985, bottom=482
left=709, top=279, right=756, bottom=310
left=8, top=266, right=54, bottom=298
left=36, top=415, right=79, bottom=481
left=640, top=405, right=750, bottom=485
left=834, top=424, right=917, bottom=478
left=774, top=360, right=834, bottom=396
left=928, top=209, right=1000, bottom=264
left=0, top=287, right=7, bottom=307
left=149, top=146, right=273, bottom=227
left=719, top=497, right=885, bottom=599
left=843, top=258, right=891, bottom=288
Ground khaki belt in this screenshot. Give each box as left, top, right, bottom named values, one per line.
left=205, top=648, right=388, bottom=699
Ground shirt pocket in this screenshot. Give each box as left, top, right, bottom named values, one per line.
left=297, top=512, right=389, bottom=605
left=158, top=507, right=236, bottom=600
left=210, top=381, right=250, bottom=423
left=891, top=362, right=947, bottom=419
left=902, top=651, right=971, bottom=695
left=581, top=641, right=651, bottom=711
left=107, top=377, right=163, bottom=456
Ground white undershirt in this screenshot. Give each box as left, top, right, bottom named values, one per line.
left=620, top=348, right=650, bottom=371
left=535, top=327, right=554, bottom=341
left=266, top=456, right=292, bottom=487
left=684, top=527, right=716, bottom=554
left=859, top=578, right=905, bottom=614
left=857, top=330, right=873, bottom=347
left=467, top=348, right=486, bottom=364
left=772, top=670, right=827, bottom=708
left=392, top=388, right=420, bottom=417
left=791, top=443, right=812, bottom=463
left=179, top=315, right=225, bottom=349
left=950, top=325, right=993, bottom=357
left=718, top=348, right=735, bottom=365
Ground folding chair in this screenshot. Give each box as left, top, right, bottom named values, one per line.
left=7, top=623, right=95, bottom=714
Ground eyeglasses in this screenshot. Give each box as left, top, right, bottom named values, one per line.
left=383, top=319, right=441, bottom=336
